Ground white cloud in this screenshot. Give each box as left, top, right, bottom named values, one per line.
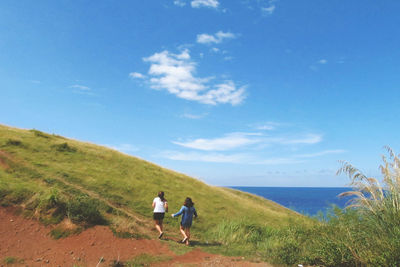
left=318, top=59, right=328, bottom=64
left=129, top=72, right=146, bottom=79
left=103, top=144, right=139, bottom=154
left=140, top=49, right=246, bottom=105
left=173, top=132, right=262, bottom=151
left=162, top=124, right=342, bottom=165
left=191, top=0, right=219, bottom=8
left=160, top=148, right=344, bottom=164
left=160, top=150, right=341, bottom=165
left=70, top=84, right=94, bottom=95
left=173, top=0, right=186, bottom=7
left=276, top=134, right=323, bottom=145
left=161, top=151, right=248, bottom=163
left=255, top=122, right=280, bottom=131
left=261, top=4, right=275, bottom=15
left=197, top=34, right=218, bottom=44
left=70, top=84, right=90, bottom=91
left=182, top=113, right=207, bottom=119
left=172, top=132, right=322, bottom=152
left=296, top=149, right=346, bottom=158
left=197, top=31, right=237, bottom=44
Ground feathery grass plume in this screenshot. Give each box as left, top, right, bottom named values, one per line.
left=337, top=147, right=400, bottom=215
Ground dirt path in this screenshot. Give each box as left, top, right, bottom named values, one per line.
left=0, top=207, right=272, bottom=266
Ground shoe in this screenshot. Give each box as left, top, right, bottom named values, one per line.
left=158, top=232, right=164, bottom=239
left=182, top=237, right=188, bottom=243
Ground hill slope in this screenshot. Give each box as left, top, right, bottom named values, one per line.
left=0, top=124, right=307, bottom=253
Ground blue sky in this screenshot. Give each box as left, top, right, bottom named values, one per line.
left=1, top=0, right=400, bottom=186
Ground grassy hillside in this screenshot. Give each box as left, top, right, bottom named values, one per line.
left=0, top=124, right=308, bottom=256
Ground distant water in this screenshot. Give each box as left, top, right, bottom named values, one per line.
left=230, top=187, right=352, bottom=217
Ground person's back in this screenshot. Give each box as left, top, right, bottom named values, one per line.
left=180, top=206, right=197, bottom=226
left=153, top=196, right=166, bottom=213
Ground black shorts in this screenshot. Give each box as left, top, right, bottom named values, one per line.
left=153, top=212, right=165, bottom=220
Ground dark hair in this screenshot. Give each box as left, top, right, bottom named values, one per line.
left=183, top=197, right=194, bottom=208
left=158, top=191, right=166, bottom=202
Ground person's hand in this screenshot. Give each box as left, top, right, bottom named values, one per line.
left=171, top=214, right=174, bottom=217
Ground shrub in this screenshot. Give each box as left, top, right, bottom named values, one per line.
left=30, top=129, right=51, bottom=138
left=67, top=195, right=105, bottom=225
left=5, top=139, right=23, bottom=146
left=53, top=143, right=77, bottom=153
left=3, top=256, right=23, bottom=265
left=50, top=226, right=82, bottom=239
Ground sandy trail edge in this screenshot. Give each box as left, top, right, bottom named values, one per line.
left=0, top=207, right=272, bottom=266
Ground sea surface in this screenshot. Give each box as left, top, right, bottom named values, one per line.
left=230, top=187, right=353, bottom=217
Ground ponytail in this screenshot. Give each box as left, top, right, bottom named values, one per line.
left=158, top=191, right=166, bottom=202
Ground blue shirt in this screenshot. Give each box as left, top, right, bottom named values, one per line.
left=173, top=206, right=197, bottom=226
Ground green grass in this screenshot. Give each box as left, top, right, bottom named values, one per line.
left=0, top=123, right=306, bottom=261
left=123, top=253, right=172, bottom=266
left=3, top=256, right=24, bottom=265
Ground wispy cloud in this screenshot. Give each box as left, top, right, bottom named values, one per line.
left=274, top=134, right=323, bottom=145
left=191, top=0, right=219, bottom=9
left=70, top=84, right=90, bottom=91
left=310, top=59, right=328, bottom=71
left=161, top=149, right=344, bottom=164
left=173, top=132, right=322, bottom=151
left=261, top=4, right=275, bottom=15
left=138, top=49, right=246, bottom=105
left=181, top=112, right=208, bottom=119
left=254, top=122, right=281, bottom=131
left=173, top=0, right=186, bottom=7
left=197, top=31, right=237, bottom=44
left=70, top=84, right=94, bottom=95
left=173, top=132, right=262, bottom=151
left=244, top=0, right=278, bottom=16
left=129, top=72, right=146, bottom=79
left=161, top=151, right=249, bottom=163
left=296, top=149, right=346, bottom=158
left=162, top=123, right=344, bottom=165
left=103, top=144, right=139, bottom=154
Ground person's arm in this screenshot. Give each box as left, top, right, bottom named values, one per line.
left=194, top=208, right=198, bottom=218
left=164, top=201, right=168, bottom=212
left=152, top=200, right=155, bottom=209
left=172, top=206, right=185, bottom=217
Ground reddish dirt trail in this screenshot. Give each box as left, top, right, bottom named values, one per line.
left=0, top=208, right=272, bottom=266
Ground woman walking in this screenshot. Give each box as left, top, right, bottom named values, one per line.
left=171, top=197, right=197, bottom=245
left=152, top=191, right=168, bottom=239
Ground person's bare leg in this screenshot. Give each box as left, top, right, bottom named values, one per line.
left=185, top=228, right=191, bottom=245
left=180, top=225, right=188, bottom=241
left=155, top=220, right=162, bottom=235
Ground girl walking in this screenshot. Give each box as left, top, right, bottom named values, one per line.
left=152, top=191, right=168, bottom=239
left=171, top=197, right=197, bottom=245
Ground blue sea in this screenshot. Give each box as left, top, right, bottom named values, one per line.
left=231, top=187, right=353, bottom=217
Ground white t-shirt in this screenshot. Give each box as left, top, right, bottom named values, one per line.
left=153, top=197, right=167, bottom=213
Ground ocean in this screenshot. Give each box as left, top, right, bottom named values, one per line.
left=230, top=187, right=353, bottom=217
